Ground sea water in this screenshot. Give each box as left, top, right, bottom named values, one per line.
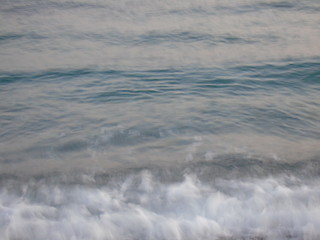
left=0, top=0, right=320, bottom=239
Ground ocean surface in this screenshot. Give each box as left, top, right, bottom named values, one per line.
left=1, top=0, right=320, bottom=239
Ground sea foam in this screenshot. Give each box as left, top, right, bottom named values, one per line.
left=1, top=170, right=320, bottom=240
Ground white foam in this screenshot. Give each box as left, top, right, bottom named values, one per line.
left=1, top=172, right=320, bottom=239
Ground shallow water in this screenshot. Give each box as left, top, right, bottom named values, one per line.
left=1, top=0, right=320, bottom=239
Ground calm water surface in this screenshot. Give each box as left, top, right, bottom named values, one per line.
left=1, top=0, right=320, bottom=239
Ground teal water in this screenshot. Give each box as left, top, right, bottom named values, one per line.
left=0, top=1, right=320, bottom=239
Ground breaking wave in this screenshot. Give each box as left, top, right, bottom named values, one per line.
left=1, top=157, right=320, bottom=240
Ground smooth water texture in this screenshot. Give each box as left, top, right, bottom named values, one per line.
left=1, top=0, right=320, bottom=239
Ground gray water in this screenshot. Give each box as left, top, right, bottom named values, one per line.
left=1, top=0, right=320, bottom=239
